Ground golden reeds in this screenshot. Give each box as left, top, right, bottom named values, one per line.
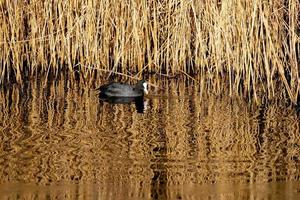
left=0, top=0, right=299, bottom=101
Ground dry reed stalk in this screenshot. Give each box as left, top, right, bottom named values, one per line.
left=0, top=0, right=299, bottom=102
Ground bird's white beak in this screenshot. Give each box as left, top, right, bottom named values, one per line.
left=143, top=82, right=148, bottom=95
left=144, top=89, right=148, bottom=95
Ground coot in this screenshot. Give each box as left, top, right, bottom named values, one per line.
left=97, top=80, right=148, bottom=97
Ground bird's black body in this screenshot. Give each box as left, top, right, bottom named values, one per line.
left=97, top=80, right=148, bottom=97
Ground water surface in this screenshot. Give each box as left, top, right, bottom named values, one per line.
left=0, top=77, right=300, bottom=199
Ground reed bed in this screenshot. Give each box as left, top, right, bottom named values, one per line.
left=0, top=0, right=299, bottom=101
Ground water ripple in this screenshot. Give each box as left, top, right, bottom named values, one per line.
left=0, top=77, right=299, bottom=199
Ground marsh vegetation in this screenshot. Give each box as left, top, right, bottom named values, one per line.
left=0, top=1, right=300, bottom=199
left=0, top=0, right=299, bottom=102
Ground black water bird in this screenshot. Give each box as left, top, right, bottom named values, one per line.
left=97, top=80, right=148, bottom=97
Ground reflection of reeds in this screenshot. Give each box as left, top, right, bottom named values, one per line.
left=0, top=0, right=299, bottom=101
left=0, top=77, right=299, bottom=198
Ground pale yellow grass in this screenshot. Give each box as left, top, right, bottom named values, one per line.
left=0, top=0, right=299, bottom=101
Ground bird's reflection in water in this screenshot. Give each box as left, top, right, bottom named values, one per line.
left=99, top=95, right=146, bottom=113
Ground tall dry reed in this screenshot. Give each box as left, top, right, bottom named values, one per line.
left=0, top=0, right=299, bottom=101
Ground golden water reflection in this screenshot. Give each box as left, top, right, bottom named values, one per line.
left=0, top=77, right=300, bottom=199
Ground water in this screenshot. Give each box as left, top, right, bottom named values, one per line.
left=0, top=76, right=300, bottom=199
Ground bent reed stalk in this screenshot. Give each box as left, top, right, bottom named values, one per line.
left=0, top=0, right=299, bottom=102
